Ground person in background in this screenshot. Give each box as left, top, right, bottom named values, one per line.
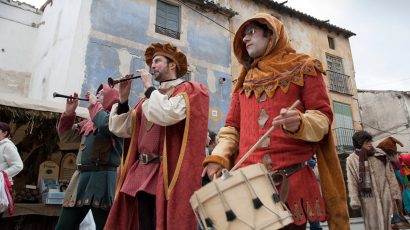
left=346, top=131, right=401, bottom=230
left=202, top=130, right=217, bottom=187
left=206, top=130, right=217, bottom=156
left=55, top=84, right=122, bottom=230
left=0, top=122, right=23, bottom=218
left=377, top=136, right=410, bottom=228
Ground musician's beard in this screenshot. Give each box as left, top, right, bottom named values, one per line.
left=153, top=71, right=161, bottom=81
left=154, top=68, right=172, bottom=82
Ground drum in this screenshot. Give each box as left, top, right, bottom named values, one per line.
left=190, top=163, right=294, bottom=230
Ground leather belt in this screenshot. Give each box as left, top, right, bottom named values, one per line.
left=77, top=165, right=117, bottom=172
left=139, top=153, right=162, bottom=164
left=269, top=162, right=306, bottom=203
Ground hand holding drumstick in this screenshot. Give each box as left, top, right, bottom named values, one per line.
left=203, top=100, right=301, bottom=178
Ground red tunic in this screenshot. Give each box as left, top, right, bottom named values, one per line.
left=156, top=82, right=209, bottom=230
left=105, top=81, right=209, bottom=230
left=105, top=98, right=162, bottom=230
left=226, top=72, right=332, bottom=225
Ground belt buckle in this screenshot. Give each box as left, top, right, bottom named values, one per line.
left=140, top=154, right=149, bottom=164
left=270, top=171, right=286, bottom=186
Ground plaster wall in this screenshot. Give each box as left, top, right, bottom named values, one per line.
left=207, top=0, right=230, bottom=8
left=359, top=91, right=410, bottom=152
left=29, top=0, right=92, bottom=101
left=0, top=0, right=41, bottom=96
left=82, top=0, right=232, bottom=131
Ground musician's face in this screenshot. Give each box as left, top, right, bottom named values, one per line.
left=151, top=55, right=177, bottom=82
left=96, top=89, right=104, bottom=103
left=242, top=23, right=271, bottom=58
left=387, top=152, right=399, bottom=163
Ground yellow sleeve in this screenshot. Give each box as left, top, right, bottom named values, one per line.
left=283, top=110, right=330, bottom=142
left=203, top=126, right=239, bottom=169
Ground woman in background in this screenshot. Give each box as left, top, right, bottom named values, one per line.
left=0, top=121, right=23, bottom=218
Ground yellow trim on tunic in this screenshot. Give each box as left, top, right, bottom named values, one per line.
left=114, top=109, right=138, bottom=198
left=240, top=60, right=323, bottom=99
left=163, top=92, right=190, bottom=200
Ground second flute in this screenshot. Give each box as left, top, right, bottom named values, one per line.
left=108, top=74, right=141, bottom=88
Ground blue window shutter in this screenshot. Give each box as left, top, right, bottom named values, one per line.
left=156, top=0, right=180, bottom=33
left=333, top=102, right=354, bottom=149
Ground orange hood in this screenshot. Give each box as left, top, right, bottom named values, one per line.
left=233, top=13, right=325, bottom=98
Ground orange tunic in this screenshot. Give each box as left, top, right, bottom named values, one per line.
left=204, top=12, right=349, bottom=230
left=228, top=72, right=331, bottom=225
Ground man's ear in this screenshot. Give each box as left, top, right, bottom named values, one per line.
left=169, top=62, right=177, bottom=71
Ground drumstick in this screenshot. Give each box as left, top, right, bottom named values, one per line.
left=230, top=100, right=301, bottom=172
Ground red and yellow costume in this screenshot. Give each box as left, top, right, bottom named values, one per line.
left=203, top=13, right=349, bottom=229
left=105, top=43, right=209, bottom=230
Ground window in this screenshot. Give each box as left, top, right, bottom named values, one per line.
left=328, top=36, right=335, bottom=49
left=326, top=54, right=352, bottom=95
left=156, top=0, right=181, bottom=39
left=333, top=102, right=355, bottom=151
left=326, top=55, right=343, bottom=74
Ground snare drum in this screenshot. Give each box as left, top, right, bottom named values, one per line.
left=190, top=163, right=293, bottom=229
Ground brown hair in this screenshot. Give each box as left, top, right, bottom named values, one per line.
left=254, top=21, right=273, bottom=37
left=0, top=122, right=11, bottom=138
left=352, top=131, right=373, bottom=149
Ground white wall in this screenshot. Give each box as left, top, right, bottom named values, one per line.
left=359, top=91, right=410, bottom=152
left=0, top=0, right=41, bottom=96
left=29, top=0, right=92, bottom=101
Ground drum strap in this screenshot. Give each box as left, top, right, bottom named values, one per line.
left=269, top=163, right=306, bottom=203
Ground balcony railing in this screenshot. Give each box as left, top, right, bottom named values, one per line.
left=334, top=127, right=356, bottom=153
left=327, top=70, right=354, bottom=95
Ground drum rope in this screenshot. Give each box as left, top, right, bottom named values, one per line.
left=212, top=181, right=254, bottom=228
left=239, top=170, right=263, bottom=209
left=213, top=181, right=236, bottom=221
left=239, top=168, right=283, bottom=220
left=194, top=193, right=215, bottom=229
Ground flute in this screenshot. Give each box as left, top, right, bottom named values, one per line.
left=53, top=92, right=88, bottom=101
left=108, top=74, right=141, bottom=88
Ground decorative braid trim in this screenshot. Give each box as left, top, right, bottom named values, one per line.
left=241, top=60, right=323, bottom=99
left=163, top=93, right=190, bottom=200
left=203, top=155, right=230, bottom=170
